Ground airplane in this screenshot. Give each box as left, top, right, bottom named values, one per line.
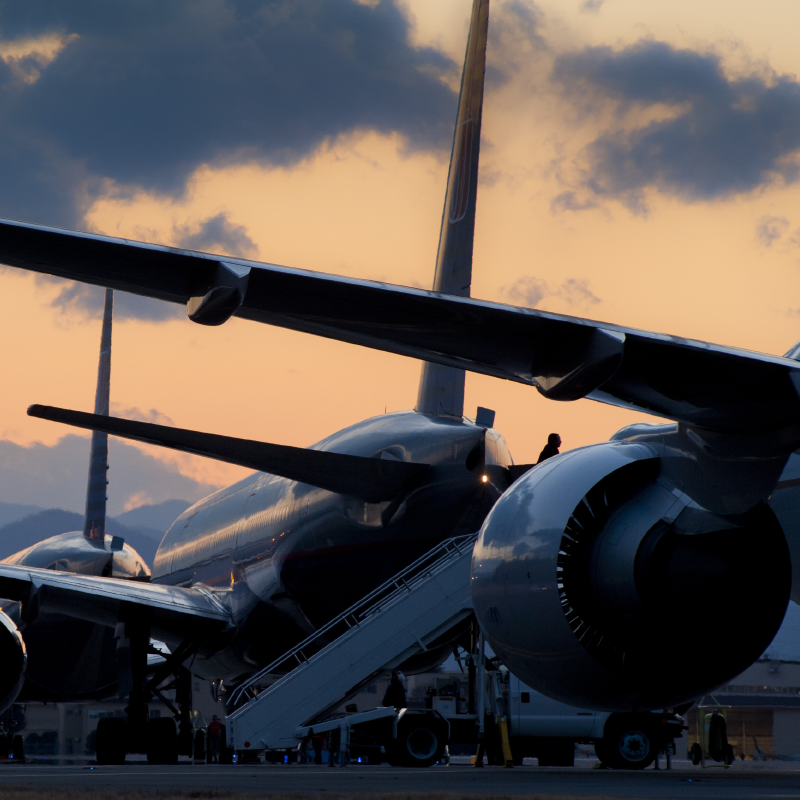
left=0, top=288, right=149, bottom=707
left=0, top=0, right=516, bottom=764
left=0, top=0, right=796, bottom=758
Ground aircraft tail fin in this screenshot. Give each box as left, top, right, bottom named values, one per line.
left=416, top=0, right=489, bottom=418
left=83, top=288, right=113, bottom=543
left=785, top=339, right=800, bottom=360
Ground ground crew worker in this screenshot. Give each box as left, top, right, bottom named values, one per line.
left=208, top=714, right=222, bottom=763
left=537, top=433, right=561, bottom=464
left=382, top=670, right=407, bottom=710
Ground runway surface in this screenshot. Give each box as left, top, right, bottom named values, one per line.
left=0, top=761, right=799, bottom=799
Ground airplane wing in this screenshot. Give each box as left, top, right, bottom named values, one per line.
left=2, top=218, right=800, bottom=437
left=0, top=563, right=232, bottom=638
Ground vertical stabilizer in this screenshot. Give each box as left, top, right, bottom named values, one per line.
left=416, top=0, right=489, bottom=418
left=83, top=289, right=113, bottom=543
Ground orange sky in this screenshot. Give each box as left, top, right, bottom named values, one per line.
left=2, top=0, right=800, bottom=495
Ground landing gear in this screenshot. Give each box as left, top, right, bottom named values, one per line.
left=95, top=717, right=127, bottom=765
left=596, top=715, right=656, bottom=770
left=146, top=718, right=178, bottom=765
left=113, top=621, right=200, bottom=764
left=389, top=717, right=446, bottom=767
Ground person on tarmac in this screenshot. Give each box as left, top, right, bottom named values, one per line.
left=382, top=669, right=407, bottom=710
left=208, top=714, right=222, bottom=763
left=537, top=433, right=562, bottom=464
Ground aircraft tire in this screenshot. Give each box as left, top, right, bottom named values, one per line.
left=146, top=717, right=178, bottom=765
left=390, top=718, right=446, bottom=768
left=725, top=743, right=735, bottom=766
left=597, top=715, right=656, bottom=770
left=95, top=717, right=126, bottom=765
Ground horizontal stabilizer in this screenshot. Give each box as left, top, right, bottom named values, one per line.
left=28, top=405, right=429, bottom=503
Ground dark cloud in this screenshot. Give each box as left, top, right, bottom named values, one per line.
left=175, top=212, right=258, bottom=258
left=0, top=434, right=219, bottom=516
left=501, top=275, right=600, bottom=308
left=580, top=0, right=605, bottom=12
left=553, top=41, right=800, bottom=211
left=0, top=0, right=457, bottom=228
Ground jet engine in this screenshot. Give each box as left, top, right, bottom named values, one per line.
left=471, top=441, right=790, bottom=711
left=0, top=611, right=26, bottom=714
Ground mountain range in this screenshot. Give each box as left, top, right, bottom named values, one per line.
left=0, top=499, right=191, bottom=567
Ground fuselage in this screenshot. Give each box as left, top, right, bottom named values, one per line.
left=151, top=410, right=512, bottom=681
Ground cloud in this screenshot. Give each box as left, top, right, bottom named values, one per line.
left=109, top=404, right=175, bottom=426
left=756, top=215, right=790, bottom=247
left=175, top=213, right=258, bottom=258
left=558, top=278, right=601, bottom=306
left=552, top=41, right=800, bottom=211
left=501, top=275, right=600, bottom=308
left=486, top=0, right=547, bottom=88
left=551, top=190, right=599, bottom=213
left=579, top=0, right=605, bottom=12
left=0, top=0, right=458, bottom=229
left=47, top=281, right=183, bottom=322
left=0, top=434, right=220, bottom=516
left=754, top=214, right=800, bottom=254
left=504, top=275, right=548, bottom=307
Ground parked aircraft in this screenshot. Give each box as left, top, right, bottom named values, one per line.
left=0, top=289, right=149, bottom=705
left=0, top=0, right=517, bottom=763
left=0, top=0, right=796, bottom=757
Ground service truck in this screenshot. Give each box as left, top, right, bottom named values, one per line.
left=294, top=667, right=684, bottom=770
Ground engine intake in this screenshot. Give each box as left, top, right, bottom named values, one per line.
left=472, top=442, right=790, bottom=711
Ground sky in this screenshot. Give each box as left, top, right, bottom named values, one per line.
left=1, top=0, right=800, bottom=514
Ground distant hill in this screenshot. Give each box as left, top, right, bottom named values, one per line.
left=114, top=499, right=190, bottom=533
left=0, top=502, right=44, bottom=528
left=0, top=509, right=165, bottom=566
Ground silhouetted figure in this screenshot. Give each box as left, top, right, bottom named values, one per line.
left=537, top=433, right=562, bottom=464
left=382, top=669, right=407, bottom=710
left=208, top=714, right=222, bottom=763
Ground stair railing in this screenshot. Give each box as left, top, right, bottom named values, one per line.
left=228, top=532, right=477, bottom=709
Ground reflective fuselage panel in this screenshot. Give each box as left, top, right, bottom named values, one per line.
left=152, top=411, right=512, bottom=680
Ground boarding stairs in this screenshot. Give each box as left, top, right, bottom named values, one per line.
left=227, top=533, right=477, bottom=751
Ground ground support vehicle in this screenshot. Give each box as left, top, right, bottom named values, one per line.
left=291, top=667, right=684, bottom=769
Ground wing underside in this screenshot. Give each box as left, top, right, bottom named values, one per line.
left=0, top=563, right=232, bottom=639
left=2, top=217, right=800, bottom=436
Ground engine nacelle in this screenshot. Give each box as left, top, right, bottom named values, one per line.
left=472, top=441, right=790, bottom=711
left=0, top=611, right=26, bottom=714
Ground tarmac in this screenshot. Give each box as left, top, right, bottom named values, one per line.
left=0, top=759, right=799, bottom=799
